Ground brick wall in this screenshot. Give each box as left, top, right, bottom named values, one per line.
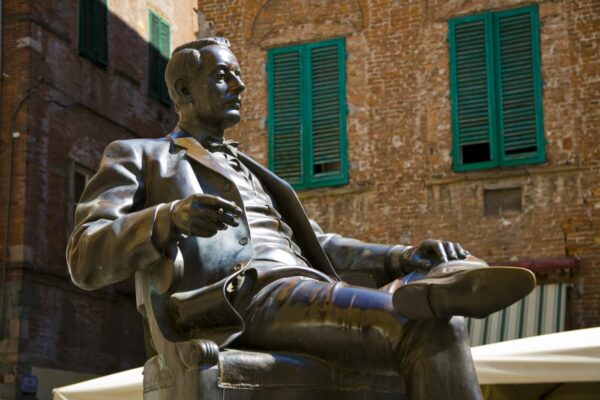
left=0, top=0, right=597, bottom=396
left=197, top=0, right=600, bottom=329
left=0, top=0, right=197, bottom=397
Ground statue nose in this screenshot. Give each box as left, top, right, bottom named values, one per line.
left=231, top=75, right=245, bottom=94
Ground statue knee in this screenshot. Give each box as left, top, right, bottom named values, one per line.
left=398, top=317, right=470, bottom=359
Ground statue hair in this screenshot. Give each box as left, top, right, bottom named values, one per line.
left=164, top=37, right=231, bottom=112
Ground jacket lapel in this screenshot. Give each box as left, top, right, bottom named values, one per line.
left=172, top=136, right=234, bottom=181
left=171, top=133, right=339, bottom=280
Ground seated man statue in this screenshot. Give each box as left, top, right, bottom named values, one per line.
left=66, top=37, right=535, bottom=399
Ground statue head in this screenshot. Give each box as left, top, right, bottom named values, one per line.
left=165, top=37, right=245, bottom=133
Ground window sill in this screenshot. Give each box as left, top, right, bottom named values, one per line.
left=426, top=164, right=586, bottom=187
left=296, top=183, right=372, bottom=200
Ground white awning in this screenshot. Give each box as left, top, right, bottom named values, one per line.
left=52, top=368, right=143, bottom=400
left=53, top=328, right=600, bottom=400
left=472, top=327, right=600, bottom=385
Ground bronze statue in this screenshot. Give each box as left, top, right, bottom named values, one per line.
left=67, top=37, right=535, bottom=399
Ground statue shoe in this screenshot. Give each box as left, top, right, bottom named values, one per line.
left=391, top=260, right=536, bottom=319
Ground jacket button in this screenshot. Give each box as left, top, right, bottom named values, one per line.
left=223, top=182, right=232, bottom=191
left=239, top=237, right=249, bottom=245
left=233, top=263, right=242, bottom=271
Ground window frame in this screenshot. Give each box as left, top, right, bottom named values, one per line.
left=267, top=37, right=349, bottom=190
left=67, top=161, right=96, bottom=232
left=449, top=5, right=545, bottom=172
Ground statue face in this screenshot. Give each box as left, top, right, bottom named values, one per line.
left=189, top=46, right=245, bottom=130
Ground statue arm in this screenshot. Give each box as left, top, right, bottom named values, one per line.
left=310, top=220, right=407, bottom=287
left=66, top=140, right=174, bottom=291
left=311, top=220, right=472, bottom=287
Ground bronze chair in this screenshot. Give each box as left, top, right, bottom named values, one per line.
left=136, top=246, right=406, bottom=400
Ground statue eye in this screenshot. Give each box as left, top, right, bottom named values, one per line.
left=215, top=71, right=226, bottom=80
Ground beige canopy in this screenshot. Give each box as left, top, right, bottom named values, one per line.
left=53, top=328, right=600, bottom=400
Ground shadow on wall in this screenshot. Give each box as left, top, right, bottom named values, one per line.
left=1, top=1, right=193, bottom=399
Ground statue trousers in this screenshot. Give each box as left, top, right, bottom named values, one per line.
left=234, top=276, right=483, bottom=400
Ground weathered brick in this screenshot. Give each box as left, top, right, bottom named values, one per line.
left=0, top=0, right=197, bottom=397
left=198, top=0, right=600, bottom=331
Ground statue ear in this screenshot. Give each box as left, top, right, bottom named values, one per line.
left=174, top=78, right=192, bottom=104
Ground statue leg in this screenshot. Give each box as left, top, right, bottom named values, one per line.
left=235, top=277, right=482, bottom=400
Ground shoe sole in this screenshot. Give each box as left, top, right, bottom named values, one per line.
left=393, top=267, right=536, bottom=319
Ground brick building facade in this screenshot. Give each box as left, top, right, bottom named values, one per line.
left=197, top=0, right=598, bottom=329
left=0, top=0, right=598, bottom=398
left=0, top=1, right=197, bottom=398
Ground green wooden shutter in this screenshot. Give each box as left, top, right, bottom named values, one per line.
left=268, top=48, right=304, bottom=185
left=268, top=38, right=348, bottom=189
left=79, top=0, right=108, bottom=67
left=308, top=39, right=347, bottom=185
left=449, top=14, right=497, bottom=171
left=158, top=19, right=171, bottom=105
left=79, top=0, right=95, bottom=60
left=96, top=0, right=108, bottom=66
left=148, top=12, right=161, bottom=99
left=450, top=6, right=544, bottom=172
left=494, top=6, right=545, bottom=165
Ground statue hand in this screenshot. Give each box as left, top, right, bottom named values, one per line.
left=171, top=193, right=242, bottom=237
left=398, top=239, right=470, bottom=274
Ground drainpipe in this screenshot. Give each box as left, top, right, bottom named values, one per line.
left=0, top=89, right=30, bottom=340
left=0, top=1, right=31, bottom=341
left=0, top=0, right=8, bottom=341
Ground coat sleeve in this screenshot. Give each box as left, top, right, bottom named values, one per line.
left=66, top=140, right=175, bottom=291
left=309, top=220, right=407, bottom=287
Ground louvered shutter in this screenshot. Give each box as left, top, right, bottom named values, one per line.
left=268, top=38, right=348, bottom=189
left=79, top=0, right=108, bottom=67
left=158, top=20, right=171, bottom=105
left=96, top=0, right=108, bottom=66
left=495, top=7, right=544, bottom=164
left=449, top=14, right=497, bottom=170
left=309, top=41, right=345, bottom=180
left=450, top=6, right=544, bottom=172
left=79, top=0, right=95, bottom=60
left=269, top=49, right=304, bottom=185
left=148, top=12, right=161, bottom=99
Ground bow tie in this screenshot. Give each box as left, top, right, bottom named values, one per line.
left=203, top=137, right=239, bottom=156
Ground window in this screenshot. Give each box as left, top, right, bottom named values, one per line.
left=267, top=38, right=348, bottom=189
left=148, top=11, right=171, bottom=105
left=79, top=0, right=109, bottom=67
left=449, top=5, right=545, bottom=172
left=69, top=163, right=95, bottom=228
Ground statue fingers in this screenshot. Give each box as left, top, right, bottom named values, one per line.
left=443, top=241, right=458, bottom=260
left=432, top=240, right=449, bottom=263
left=192, top=194, right=242, bottom=217
left=454, top=242, right=470, bottom=258
left=216, top=208, right=240, bottom=227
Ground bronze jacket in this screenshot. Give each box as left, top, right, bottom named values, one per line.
left=66, top=132, right=398, bottom=345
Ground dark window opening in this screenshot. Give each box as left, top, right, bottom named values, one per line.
left=505, top=146, right=537, bottom=156
left=462, top=143, right=491, bottom=164
left=71, top=164, right=95, bottom=224
left=74, top=171, right=88, bottom=203
left=314, top=161, right=340, bottom=175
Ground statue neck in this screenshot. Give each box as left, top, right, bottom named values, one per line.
left=178, top=114, right=225, bottom=143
